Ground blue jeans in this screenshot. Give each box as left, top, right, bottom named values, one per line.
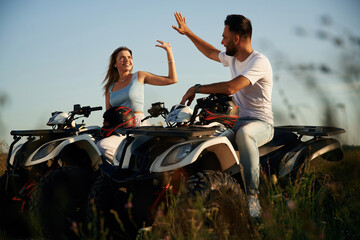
left=233, top=117, right=274, bottom=195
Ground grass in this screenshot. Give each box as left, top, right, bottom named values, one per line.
left=137, top=186, right=258, bottom=240
left=0, top=146, right=359, bottom=239
left=138, top=145, right=360, bottom=240
left=261, top=145, right=360, bottom=240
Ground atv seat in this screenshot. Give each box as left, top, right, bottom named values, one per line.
left=221, top=128, right=299, bottom=156
left=259, top=130, right=299, bottom=157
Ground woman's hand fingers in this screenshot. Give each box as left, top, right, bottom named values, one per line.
left=156, top=40, right=171, bottom=50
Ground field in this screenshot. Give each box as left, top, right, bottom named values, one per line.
left=0, top=146, right=359, bottom=239
left=136, top=145, right=360, bottom=240
left=0, top=154, right=5, bottom=176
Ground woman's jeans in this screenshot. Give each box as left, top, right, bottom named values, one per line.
left=232, top=117, right=274, bottom=195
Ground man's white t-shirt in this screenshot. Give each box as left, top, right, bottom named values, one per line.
left=219, top=51, right=274, bottom=125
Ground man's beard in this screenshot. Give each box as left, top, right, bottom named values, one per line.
left=225, top=41, right=237, bottom=56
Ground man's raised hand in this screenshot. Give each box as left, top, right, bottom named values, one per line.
left=172, top=12, right=189, bottom=35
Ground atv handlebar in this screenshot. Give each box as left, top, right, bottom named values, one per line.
left=71, top=104, right=102, bottom=118
left=64, top=104, right=102, bottom=128
left=144, top=94, right=233, bottom=126
left=189, top=94, right=232, bottom=125
left=143, top=102, right=169, bottom=122
left=196, top=94, right=232, bottom=107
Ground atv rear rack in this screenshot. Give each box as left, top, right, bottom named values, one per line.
left=115, top=126, right=219, bottom=137
left=275, top=125, right=345, bottom=137
left=10, top=129, right=78, bottom=137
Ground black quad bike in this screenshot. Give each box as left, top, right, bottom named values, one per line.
left=0, top=104, right=103, bottom=239
left=87, top=94, right=345, bottom=239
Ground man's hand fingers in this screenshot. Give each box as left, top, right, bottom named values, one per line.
left=174, top=12, right=185, bottom=26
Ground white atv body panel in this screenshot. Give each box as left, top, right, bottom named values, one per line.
left=9, top=134, right=101, bottom=169
left=9, top=144, right=23, bottom=165
left=278, top=139, right=341, bottom=178
left=146, top=136, right=239, bottom=173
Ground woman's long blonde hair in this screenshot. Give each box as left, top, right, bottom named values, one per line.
left=102, top=46, right=133, bottom=95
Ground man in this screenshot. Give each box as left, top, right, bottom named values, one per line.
left=173, top=12, right=274, bottom=219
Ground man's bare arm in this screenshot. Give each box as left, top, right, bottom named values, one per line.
left=181, top=75, right=251, bottom=105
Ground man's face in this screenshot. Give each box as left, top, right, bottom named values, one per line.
left=221, top=25, right=237, bottom=56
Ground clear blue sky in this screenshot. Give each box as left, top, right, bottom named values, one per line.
left=1, top=0, right=359, bottom=149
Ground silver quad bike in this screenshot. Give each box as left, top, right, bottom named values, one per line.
left=0, top=104, right=103, bottom=239
left=87, top=94, right=345, bottom=239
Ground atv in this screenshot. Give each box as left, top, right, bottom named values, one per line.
left=87, top=94, right=345, bottom=239
left=0, top=104, right=103, bottom=239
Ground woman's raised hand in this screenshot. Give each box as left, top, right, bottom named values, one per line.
left=155, top=40, right=172, bottom=52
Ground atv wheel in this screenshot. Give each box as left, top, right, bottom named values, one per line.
left=186, top=170, right=244, bottom=202
left=0, top=174, right=33, bottom=238
left=183, top=170, right=253, bottom=237
left=0, top=174, right=7, bottom=229
left=87, top=174, right=135, bottom=239
left=30, top=166, right=96, bottom=239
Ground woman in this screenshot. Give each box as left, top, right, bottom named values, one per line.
left=98, top=40, right=177, bottom=162
left=102, top=40, right=178, bottom=126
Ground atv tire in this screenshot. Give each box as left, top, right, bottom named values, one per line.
left=30, top=166, right=96, bottom=239
left=87, top=174, right=135, bottom=240
left=0, top=174, right=33, bottom=238
left=183, top=170, right=253, bottom=236
left=186, top=170, right=244, bottom=202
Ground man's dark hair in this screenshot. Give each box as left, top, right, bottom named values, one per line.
left=225, top=14, right=252, bottom=39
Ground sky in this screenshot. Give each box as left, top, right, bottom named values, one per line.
left=1, top=0, right=359, bottom=150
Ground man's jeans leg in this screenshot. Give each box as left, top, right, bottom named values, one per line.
left=234, top=119, right=274, bottom=195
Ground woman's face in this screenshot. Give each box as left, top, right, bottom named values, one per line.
left=114, top=50, right=133, bottom=72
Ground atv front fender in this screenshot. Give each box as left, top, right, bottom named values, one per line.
left=23, top=135, right=101, bottom=169
left=150, top=136, right=239, bottom=173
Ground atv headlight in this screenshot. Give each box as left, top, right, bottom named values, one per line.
left=32, top=140, right=63, bottom=161
left=161, top=142, right=198, bottom=166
